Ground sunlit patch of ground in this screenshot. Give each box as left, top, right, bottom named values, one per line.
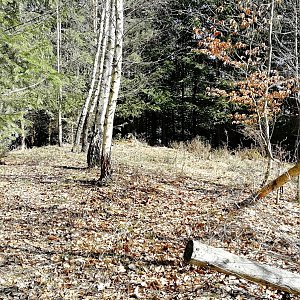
left=0, top=142, right=299, bottom=299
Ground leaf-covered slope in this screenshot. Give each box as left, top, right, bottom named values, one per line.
left=0, top=143, right=299, bottom=299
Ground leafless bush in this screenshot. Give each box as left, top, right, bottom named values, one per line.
left=171, top=136, right=211, bottom=160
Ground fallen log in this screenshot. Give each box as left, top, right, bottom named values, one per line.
left=234, top=161, right=300, bottom=209
left=257, top=161, right=300, bottom=199
left=183, top=240, right=300, bottom=295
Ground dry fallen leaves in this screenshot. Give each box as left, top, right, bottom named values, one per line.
left=0, top=143, right=299, bottom=299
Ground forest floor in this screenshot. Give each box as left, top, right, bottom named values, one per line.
left=0, top=140, right=300, bottom=299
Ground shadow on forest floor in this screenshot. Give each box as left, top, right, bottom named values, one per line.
left=0, top=145, right=299, bottom=299
left=55, top=165, right=89, bottom=171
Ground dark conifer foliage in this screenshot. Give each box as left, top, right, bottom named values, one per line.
left=117, top=0, right=241, bottom=147
left=0, top=0, right=299, bottom=157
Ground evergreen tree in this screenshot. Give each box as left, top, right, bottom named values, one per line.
left=117, top=0, right=235, bottom=146
left=0, top=0, right=57, bottom=149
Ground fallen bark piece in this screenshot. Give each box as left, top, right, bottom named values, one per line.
left=257, top=161, right=300, bottom=199
left=184, top=240, right=300, bottom=295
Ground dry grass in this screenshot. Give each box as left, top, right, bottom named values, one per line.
left=0, top=141, right=299, bottom=299
left=114, top=138, right=295, bottom=194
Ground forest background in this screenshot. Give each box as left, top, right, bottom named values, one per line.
left=1, top=0, right=300, bottom=165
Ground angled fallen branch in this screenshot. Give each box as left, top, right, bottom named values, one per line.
left=234, top=161, right=300, bottom=209
left=256, top=161, right=300, bottom=199
left=184, top=240, right=300, bottom=295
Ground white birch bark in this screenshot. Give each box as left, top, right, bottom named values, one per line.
left=100, top=0, right=123, bottom=180
left=261, top=0, right=276, bottom=185
left=72, top=1, right=106, bottom=152
left=20, top=116, right=26, bottom=150
left=82, top=0, right=111, bottom=152
left=293, top=0, right=300, bottom=201
left=57, top=0, right=63, bottom=147
left=81, top=77, right=101, bottom=152
left=97, top=0, right=116, bottom=133
left=87, top=0, right=115, bottom=167
left=93, top=0, right=99, bottom=36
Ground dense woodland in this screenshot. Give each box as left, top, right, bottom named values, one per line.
left=1, top=0, right=300, bottom=160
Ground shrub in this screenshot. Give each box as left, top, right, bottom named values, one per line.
left=171, top=136, right=212, bottom=159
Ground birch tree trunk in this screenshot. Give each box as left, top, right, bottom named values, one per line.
left=72, top=1, right=106, bottom=152
left=81, top=77, right=101, bottom=152
left=87, top=0, right=115, bottom=167
left=82, top=0, right=110, bottom=153
left=294, top=0, right=300, bottom=201
left=93, top=0, right=98, bottom=36
left=20, top=116, right=26, bottom=150
left=100, top=0, right=123, bottom=181
left=261, top=0, right=275, bottom=186
left=57, top=0, right=63, bottom=147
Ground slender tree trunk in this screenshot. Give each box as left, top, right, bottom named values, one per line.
left=267, top=1, right=274, bottom=77
left=294, top=0, right=300, bottom=201
left=82, top=0, right=110, bottom=153
left=93, top=0, right=98, bottom=36
left=70, top=122, right=74, bottom=145
left=181, top=79, right=185, bottom=140
left=81, top=78, right=101, bottom=152
left=100, top=0, right=123, bottom=181
left=72, top=2, right=106, bottom=152
left=261, top=0, right=275, bottom=186
left=58, top=102, right=62, bottom=146
left=57, top=0, right=63, bottom=147
left=20, top=116, right=26, bottom=150
left=87, top=0, right=115, bottom=167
